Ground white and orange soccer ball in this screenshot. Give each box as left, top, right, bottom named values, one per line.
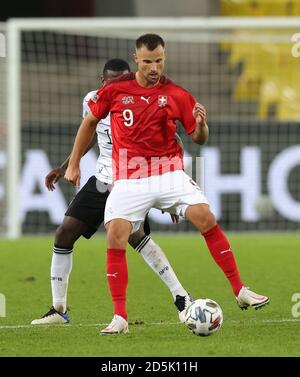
left=184, top=298, right=223, bottom=337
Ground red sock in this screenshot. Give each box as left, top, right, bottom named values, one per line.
left=201, top=224, right=243, bottom=296
left=106, top=248, right=128, bottom=320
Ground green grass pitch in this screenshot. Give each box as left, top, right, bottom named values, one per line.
left=0, top=233, right=299, bottom=356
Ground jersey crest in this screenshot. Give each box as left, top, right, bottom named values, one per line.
left=122, top=96, right=135, bottom=105
left=158, top=95, right=168, bottom=107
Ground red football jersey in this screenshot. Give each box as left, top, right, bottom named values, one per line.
left=88, top=72, right=196, bottom=181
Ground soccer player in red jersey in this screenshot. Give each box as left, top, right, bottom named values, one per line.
left=30, top=59, right=193, bottom=325
left=65, top=34, right=269, bottom=334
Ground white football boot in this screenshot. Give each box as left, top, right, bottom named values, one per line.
left=100, top=314, right=129, bottom=335
left=174, top=294, right=194, bottom=323
left=31, top=306, right=69, bottom=325
left=236, top=286, right=269, bottom=310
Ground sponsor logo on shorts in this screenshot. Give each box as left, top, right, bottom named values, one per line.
left=189, top=179, right=201, bottom=191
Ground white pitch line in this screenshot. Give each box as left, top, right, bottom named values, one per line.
left=0, top=322, right=179, bottom=329
left=0, top=319, right=300, bottom=329
left=262, top=319, right=300, bottom=323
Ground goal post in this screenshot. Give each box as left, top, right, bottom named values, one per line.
left=4, top=17, right=300, bottom=238
left=0, top=22, right=9, bottom=238
left=7, top=20, right=21, bottom=239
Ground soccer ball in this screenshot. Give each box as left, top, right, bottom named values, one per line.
left=184, top=298, right=223, bottom=337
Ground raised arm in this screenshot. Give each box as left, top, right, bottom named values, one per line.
left=64, top=112, right=99, bottom=187
left=191, top=103, right=209, bottom=145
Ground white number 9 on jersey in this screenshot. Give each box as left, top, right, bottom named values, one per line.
left=123, top=109, right=134, bottom=127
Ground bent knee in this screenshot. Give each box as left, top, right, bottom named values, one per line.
left=107, top=232, right=127, bottom=249
left=106, top=220, right=131, bottom=249
left=200, top=211, right=216, bottom=232
left=54, top=224, right=74, bottom=249
left=128, top=226, right=145, bottom=249
left=55, top=225, right=67, bottom=244
left=187, top=205, right=216, bottom=232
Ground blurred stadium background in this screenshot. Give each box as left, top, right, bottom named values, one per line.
left=1, top=0, right=300, bottom=359
left=1, top=0, right=300, bottom=237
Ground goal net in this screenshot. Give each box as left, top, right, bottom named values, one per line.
left=4, top=18, right=300, bottom=237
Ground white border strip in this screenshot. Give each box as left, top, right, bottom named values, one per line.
left=7, top=17, right=300, bottom=31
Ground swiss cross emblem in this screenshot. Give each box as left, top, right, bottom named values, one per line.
left=158, top=95, right=168, bottom=107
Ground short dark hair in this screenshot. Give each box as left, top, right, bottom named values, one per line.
left=135, top=34, right=165, bottom=51
left=103, top=58, right=130, bottom=74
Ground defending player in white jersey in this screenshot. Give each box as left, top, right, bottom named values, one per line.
left=31, top=58, right=193, bottom=325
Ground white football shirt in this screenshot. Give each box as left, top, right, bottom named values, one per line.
left=83, top=90, right=113, bottom=184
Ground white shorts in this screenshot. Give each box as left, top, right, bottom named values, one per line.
left=104, top=170, right=209, bottom=233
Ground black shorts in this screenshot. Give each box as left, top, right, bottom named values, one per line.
left=65, top=176, right=151, bottom=239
